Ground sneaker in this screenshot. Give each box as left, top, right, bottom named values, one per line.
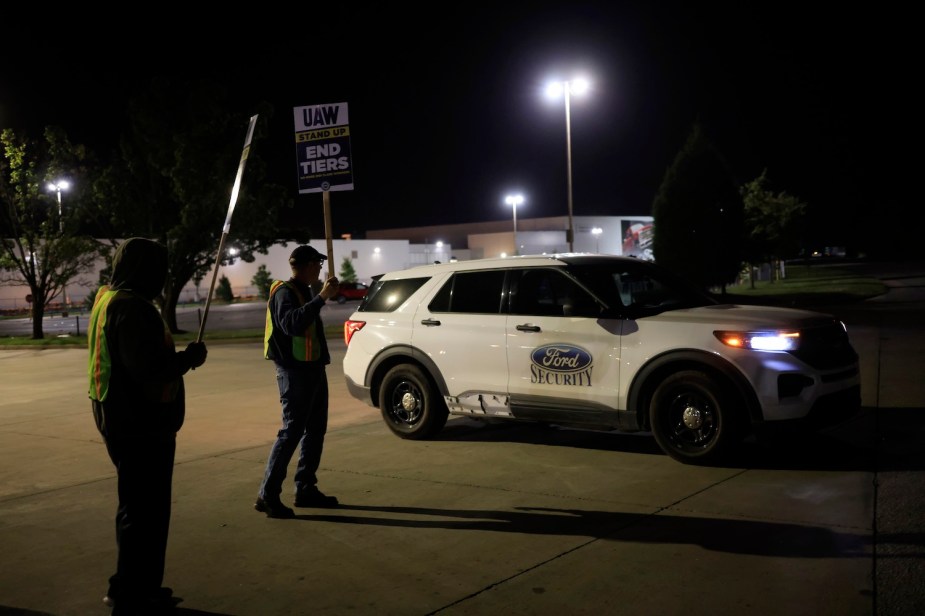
left=294, top=487, right=339, bottom=508
left=254, top=496, right=295, bottom=519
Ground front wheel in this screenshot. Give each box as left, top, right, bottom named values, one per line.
left=649, top=370, right=740, bottom=464
left=379, top=364, right=448, bottom=439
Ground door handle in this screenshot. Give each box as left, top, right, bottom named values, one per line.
left=420, top=318, right=441, bottom=326
left=516, top=324, right=541, bottom=332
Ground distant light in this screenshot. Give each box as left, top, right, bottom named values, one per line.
left=228, top=247, right=239, bottom=256
left=570, top=77, right=590, bottom=95
left=545, top=82, right=563, bottom=99
left=374, top=247, right=381, bottom=254
left=500, top=252, right=508, bottom=258
left=505, top=194, right=524, bottom=207
left=545, top=77, right=591, bottom=100
left=47, top=180, right=70, bottom=192
left=436, top=241, right=443, bottom=248
left=591, top=227, right=603, bottom=236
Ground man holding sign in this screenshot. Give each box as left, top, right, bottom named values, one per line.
left=255, top=244, right=340, bottom=518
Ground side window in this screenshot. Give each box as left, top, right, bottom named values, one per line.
left=511, top=269, right=558, bottom=315
left=428, top=270, right=505, bottom=314
left=511, top=269, right=598, bottom=318
left=360, top=277, right=429, bottom=312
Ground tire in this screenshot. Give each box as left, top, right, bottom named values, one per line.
left=378, top=364, right=448, bottom=439
left=336, top=295, right=347, bottom=304
left=649, top=370, right=740, bottom=464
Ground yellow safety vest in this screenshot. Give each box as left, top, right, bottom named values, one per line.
left=87, top=286, right=178, bottom=402
left=264, top=280, right=322, bottom=362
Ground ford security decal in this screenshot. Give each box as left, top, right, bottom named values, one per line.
left=530, top=344, right=593, bottom=386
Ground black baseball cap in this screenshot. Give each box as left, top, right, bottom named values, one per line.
left=289, top=245, right=327, bottom=265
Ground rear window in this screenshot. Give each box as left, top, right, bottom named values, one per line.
left=359, top=277, right=429, bottom=312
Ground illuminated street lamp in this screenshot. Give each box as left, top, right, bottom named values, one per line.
left=545, top=77, right=590, bottom=252
left=46, top=180, right=70, bottom=307
left=592, top=227, right=603, bottom=253
left=46, top=180, right=69, bottom=231
left=505, top=194, right=524, bottom=255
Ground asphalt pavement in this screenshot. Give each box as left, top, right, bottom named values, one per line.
left=0, top=262, right=923, bottom=615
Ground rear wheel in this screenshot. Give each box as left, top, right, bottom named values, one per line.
left=379, top=364, right=448, bottom=439
left=649, top=370, right=740, bottom=464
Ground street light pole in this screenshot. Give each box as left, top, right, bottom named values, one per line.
left=47, top=180, right=70, bottom=308
left=564, top=85, right=575, bottom=252
left=546, top=78, right=589, bottom=253
left=592, top=227, right=602, bottom=253
left=505, top=194, right=524, bottom=255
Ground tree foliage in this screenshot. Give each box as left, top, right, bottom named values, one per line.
left=0, top=127, right=101, bottom=338
left=215, top=275, right=234, bottom=302
left=740, top=169, right=807, bottom=277
left=339, top=257, right=358, bottom=282
left=86, top=78, right=293, bottom=333
left=251, top=264, right=273, bottom=299
left=652, top=122, right=744, bottom=291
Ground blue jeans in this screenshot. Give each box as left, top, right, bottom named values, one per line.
left=259, top=364, right=329, bottom=500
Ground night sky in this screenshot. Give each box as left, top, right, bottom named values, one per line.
left=1, top=4, right=915, bottom=254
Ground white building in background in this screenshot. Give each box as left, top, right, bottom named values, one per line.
left=0, top=214, right=652, bottom=311
left=368, top=215, right=654, bottom=261
left=0, top=239, right=422, bottom=311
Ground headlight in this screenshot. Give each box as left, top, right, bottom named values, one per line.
left=714, top=330, right=800, bottom=351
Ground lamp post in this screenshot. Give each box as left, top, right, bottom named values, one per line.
left=505, top=194, right=524, bottom=255
left=592, top=227, right=602, bottom=253
left=46, top=180, right=70, bottom=307
left=47, top=180, right=69, bottom=228
left=546, top=78, right=589, bottom=252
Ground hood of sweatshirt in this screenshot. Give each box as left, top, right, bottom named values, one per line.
left=109, top=237, right=168, bottom=301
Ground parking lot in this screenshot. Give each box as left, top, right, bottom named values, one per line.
left=0, top=266, right=923, bottom=615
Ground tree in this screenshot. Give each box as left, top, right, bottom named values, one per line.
left=740, top=169, right=808, bottom=286
left=215, top=275, right=234, bottom=302
left=86, top=78, right=294, bottom=333
left=652, top=122, right=744, bottom=292
left=0, top=127, right=101, bottom=339
left=251, top=264, right=273, bottom=299
left=339, top=257, right=358, bottom=283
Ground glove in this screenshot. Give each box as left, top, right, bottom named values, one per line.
left=184, top=341, right=208, bottom=369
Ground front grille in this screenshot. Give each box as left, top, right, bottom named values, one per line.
left=789, top=321, right=858, bottom=369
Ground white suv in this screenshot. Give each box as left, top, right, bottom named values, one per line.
left=342, top=255, right=860, bottom=464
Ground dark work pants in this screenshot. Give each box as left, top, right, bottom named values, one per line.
left=103, top=433, right=177, bottom=603
left=259, top=364, right=329, bottom=500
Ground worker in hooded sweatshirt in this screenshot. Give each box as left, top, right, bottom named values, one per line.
left=88, top=237, right=207, bottom=615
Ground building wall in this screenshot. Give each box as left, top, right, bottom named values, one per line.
left=368, top=215, right=653, bottom=258
left=1, top=214, right=652, bottom=311
left=0, top=239, right=413, bottom=311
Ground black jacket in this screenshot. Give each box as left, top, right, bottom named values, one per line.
left=90, top=238, right=198, bottom=438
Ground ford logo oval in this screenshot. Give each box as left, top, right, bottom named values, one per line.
left=530, top=344, right=593, bottom=373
